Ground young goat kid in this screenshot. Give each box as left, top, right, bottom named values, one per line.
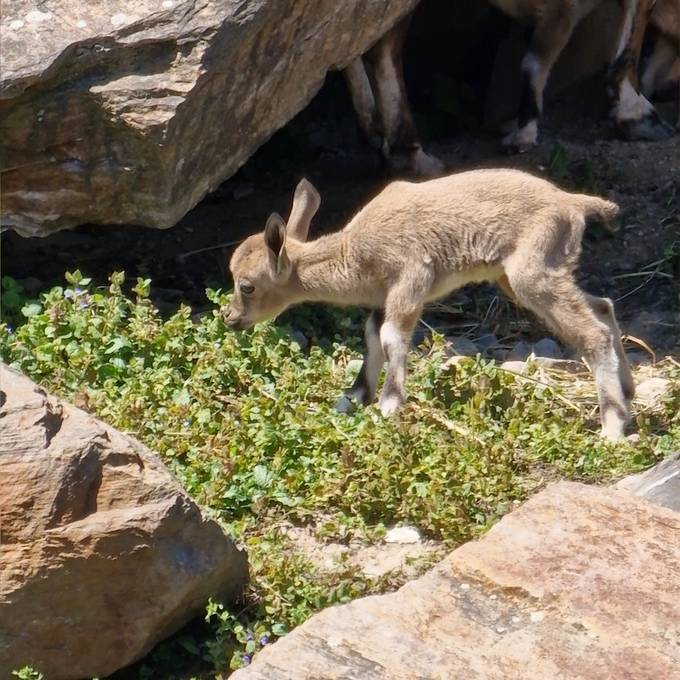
left=225, top=172, right=634, bottom=440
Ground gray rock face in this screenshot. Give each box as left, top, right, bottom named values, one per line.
left=616, top=452, right=680, bottom=512
left=0, top=0, right=418, bottom=236
left=233, top=482, right=680, bottom=680
left=0, top=364, right=248, bottom=680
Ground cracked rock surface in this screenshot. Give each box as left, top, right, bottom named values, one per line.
left=233, top=481, right=680, bottom=679
left=0, top=0, right=417, bottom=236
left=0, top=363, right=248, bottom=679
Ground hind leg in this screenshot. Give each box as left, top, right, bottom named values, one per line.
left=344, top=58, right=382, bottom=152
left=506, top=269, right=631, bottom=440
left=641, top=35, right=675, bottom=97
left=584, top=294, right=635, bottom=403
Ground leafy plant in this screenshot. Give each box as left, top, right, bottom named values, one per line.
left=12, top=668, right=45, bottom=680
left=2, top=272, right=678, bottom=676
left=1, top=276, right=41, bottom=330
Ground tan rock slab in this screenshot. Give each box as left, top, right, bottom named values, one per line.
left=233, top=481, right=680, bottom=679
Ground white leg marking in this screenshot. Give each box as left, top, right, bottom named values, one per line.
left=379, top=393, right=402, bottom=417
left=594, top=345, right=628, bottom=441
left=379, top=321, right=407, bottom=416
left=614, top=79, right=654, bottom=121
left=411, top=147, right=445, bottom=176
left=374, top=58, right=404, bottom=139
left=614, top=8, right=634, bottom=59
left=502, top=120, right=538, bottom=149
left=521, top=52, right=541, bottom=76
left=345, top=58, right=377, bottom=137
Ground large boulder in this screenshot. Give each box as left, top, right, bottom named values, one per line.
left=0, top=0, right=418, bottom=237
left=0, top=364, right=248, bottom=680
left=232, top=481, right=680, bottom=679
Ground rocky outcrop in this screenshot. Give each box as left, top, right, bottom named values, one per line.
left=617, top=452, right=680, bottom=512
left=0, top=0, right=418, bottom=236
left=0, top=364, right=248, bottom=680
left=233, top=482, right=680, bottom=679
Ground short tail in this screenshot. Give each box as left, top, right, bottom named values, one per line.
left=580, top=196, right=620, bottom=232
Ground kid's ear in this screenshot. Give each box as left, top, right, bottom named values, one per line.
left=264, top=213, right=291, bottom=279
left=287, top=178, right=321, bottom=242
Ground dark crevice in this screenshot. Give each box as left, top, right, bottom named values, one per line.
left=38, top=402, right=64, bottom=449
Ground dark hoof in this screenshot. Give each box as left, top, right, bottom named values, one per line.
left=333, top=395, right=357, bottom=414
left=502, top=142, right=528, bottom=156
left=618, top=113, right=675, bottom=141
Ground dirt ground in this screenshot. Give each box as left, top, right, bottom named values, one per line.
left=2, top=73, right=679, bottom=355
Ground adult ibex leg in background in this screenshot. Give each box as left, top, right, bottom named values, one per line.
left=640, top=0, right=680, bottom=129
left=608, top=0, right=676, bottom=139
left=343, top=16, right=445, bottom=177
left=344, top=1, right=674, bottom=157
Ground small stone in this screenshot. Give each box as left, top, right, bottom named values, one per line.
left=507, top=341, right=532, bottom=361
left=76, top=19, right=87, bottom=28
left=500, top=360, right=528, bottom=374
left=233, top=182, right=255, bottom=200
left=476, top=333, right=498, bottom=352
left=442, top=355, right=473, bottom=370
left=445, top=335, right=479, bottom=357
left=346, top=359, right=364, bottom=374
left=333, top=395, right=355, bottom=415
left=459, top=583, right=470, bottom=591
left=529, top=611, right=545, bottom=623
left=532, top=338, right=563, bottom=359
left=634, top=377, right=671, bottom=409
left=26, top=10, right=51, bottom=23
left=288, top=329, right=309, bottom=350
left=110, top=13, right=127, bottom=26
left=385, top=526, right=421, bottom=544
left=9, top=19, right=25, bottom=30
left=489, top=594, right=497, bottom=600
left=496, top=626, right=506, bottom=633
left=533, top=357, right=583, bottom=373
left=625, top=351, right=651, bottom=366
left=512, top=616, right=521, bottom=623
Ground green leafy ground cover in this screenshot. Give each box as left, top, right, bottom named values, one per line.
left=2, top=271, right=679, bottom=678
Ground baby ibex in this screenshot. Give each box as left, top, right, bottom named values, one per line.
left=225, top=172, right=634, bottom=440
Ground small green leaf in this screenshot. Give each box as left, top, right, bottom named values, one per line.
left=21, top=302, right=42, bottom=318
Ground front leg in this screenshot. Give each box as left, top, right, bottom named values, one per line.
left=365, top=15, right=445, bottom=177
left=608, top=0, right=675, bottom=140
left=503, top=7, right=577, bottom=153
left=378, top=307, right=421, bottom=417
left=335, top=310, right=384, bottom=413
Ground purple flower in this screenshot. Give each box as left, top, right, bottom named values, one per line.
left=6, top=325, right=13, bottom=333
left=79, top=301, right=89, bottom=309
left=243, top=655, right=251, bottom=666
left=259, top=635, right=270, bottom=646
left=64, top=289, right=76, bottom=300
left=245, top=632, right=253, bottom=641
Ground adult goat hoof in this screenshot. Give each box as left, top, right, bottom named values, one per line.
left=618, top=112, right=675, bottom=141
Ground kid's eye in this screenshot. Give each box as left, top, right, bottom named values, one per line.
left=239, top=282, right=254, bottom=295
